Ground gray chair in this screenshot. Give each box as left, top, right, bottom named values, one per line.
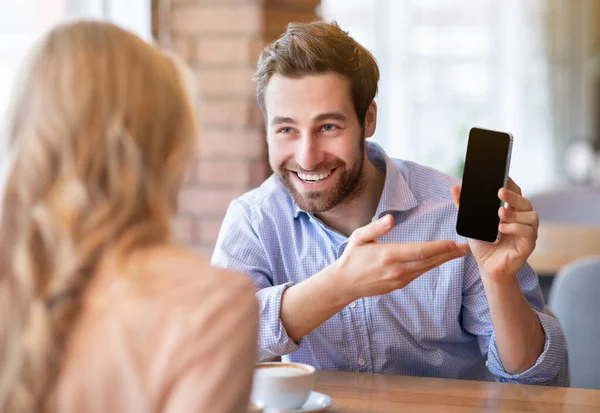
left=548, top=256, right=600, bottom=389
left=529, top=186, right=600, bottom=225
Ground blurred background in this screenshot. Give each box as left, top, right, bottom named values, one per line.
left=1, top=0, right=599, bottom=258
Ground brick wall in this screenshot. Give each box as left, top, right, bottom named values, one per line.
left=154, top=0, right=320, bottom=257
left=596, top=1, right=600, bottom=43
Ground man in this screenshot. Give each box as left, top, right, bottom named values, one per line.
left=212, top=21, right=568, bottom=386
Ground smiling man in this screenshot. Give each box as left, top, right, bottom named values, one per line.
left=211, top=21, right=568, bottom=386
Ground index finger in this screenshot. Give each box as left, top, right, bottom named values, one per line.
left=506, top=177, right=522, bottom=195
left=385, top=240, right=469, bottom=262
left=499, top=187, right=533, bottom=212
left=502, top=177, right=523, bottom=211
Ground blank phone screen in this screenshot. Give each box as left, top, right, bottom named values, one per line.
left=456, top=127, right=512, bottom=242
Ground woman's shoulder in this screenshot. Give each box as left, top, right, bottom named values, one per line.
left=141, top=245, right=256, bottom=306
left=71, top=244, right=258, bottom=360
left=88, top=244, right=256, bottom=312
left=75, top=244, right=257, bottom=351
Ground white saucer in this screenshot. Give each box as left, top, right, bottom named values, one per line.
left=265, top=391, right=333, bottom=412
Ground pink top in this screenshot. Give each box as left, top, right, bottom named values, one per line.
left=50, top=246, right=259, bottom=413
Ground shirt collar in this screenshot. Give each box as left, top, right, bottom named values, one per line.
left=370, top=141, right=418, bottom=217
left=293, top=141, right=418, bottom=219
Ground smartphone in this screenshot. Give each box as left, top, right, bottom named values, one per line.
left=456, top=127, right=513, bottom=243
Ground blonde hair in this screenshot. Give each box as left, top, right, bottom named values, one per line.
left=0, top=21, right=197, bottom=413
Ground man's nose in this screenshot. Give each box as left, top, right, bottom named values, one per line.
left=296, top=133, right=324, bottom=171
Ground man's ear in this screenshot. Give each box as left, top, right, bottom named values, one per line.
left=364, top=101, right=377, bottom=138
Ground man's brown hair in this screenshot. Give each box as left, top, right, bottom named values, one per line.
left=254, top=21, right=380, bottom=126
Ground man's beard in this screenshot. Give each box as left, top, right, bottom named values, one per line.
left=277, top=137, right=366, bottom=214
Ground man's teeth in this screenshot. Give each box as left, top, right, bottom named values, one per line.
left=298, top=170, right=331, bottom=182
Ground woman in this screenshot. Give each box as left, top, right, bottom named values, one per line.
left=0, top=21, right=258, bottom=413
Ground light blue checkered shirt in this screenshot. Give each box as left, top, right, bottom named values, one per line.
left=212, top=141, right=568, bottom=386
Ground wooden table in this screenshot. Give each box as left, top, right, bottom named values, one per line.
left=315, top=371, right=600, bottom=412
left=527, top=224, right=600, bottom=276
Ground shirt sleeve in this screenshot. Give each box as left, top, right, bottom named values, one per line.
left=461, top=253, right=569, bottom=386
left=211, top=200, right=301, bottom=361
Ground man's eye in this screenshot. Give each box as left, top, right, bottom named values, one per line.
left=321, top=124, right=338, bottom=132
left=278, top=127, right=293, bottom=134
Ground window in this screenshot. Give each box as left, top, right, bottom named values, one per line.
left=321, top=0, right=595, bottom=194
left=0, top=0, right=151, bottom=186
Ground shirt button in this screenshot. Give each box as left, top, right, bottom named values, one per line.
left=358, top=357, right=366, bottom=366
left=349, top=301, right=356, bottom=308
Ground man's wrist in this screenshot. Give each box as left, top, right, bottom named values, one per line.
left=324, top=260, right=356, bottom=307
left=480, top=269, right=522, bottom=298
left=480, top=267, right=520, bottom=286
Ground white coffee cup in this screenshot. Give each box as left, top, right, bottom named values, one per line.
left=251, top=362, right=316, bottom=410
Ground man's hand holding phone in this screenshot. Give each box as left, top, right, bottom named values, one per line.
left=451, top=178, right=539, bottom=283
left=453, top=127, right=539, bottom=282
left=333, top=214, right=470, bottom=302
